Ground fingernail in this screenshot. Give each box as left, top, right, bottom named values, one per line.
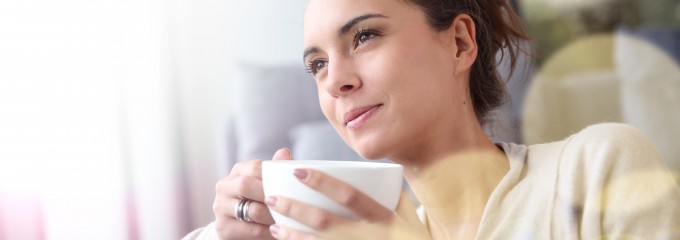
left=269, top=224, right=280, bottom=237
left=275, top=147, right=292, bottom=160
left=293, top=168, right=308, bottom=180
left=265, top=196, right=277, bottom=206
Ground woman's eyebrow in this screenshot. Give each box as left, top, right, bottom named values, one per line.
left=303, top=13, right=388, bottom=62
left=303, top=47, right=319, bottom=62
left=339, top=13, right=388, bottom=35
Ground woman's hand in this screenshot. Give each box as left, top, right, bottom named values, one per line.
left=212, top=148, right=292, bottom=240
left=265, top=168, right=430, bottom=240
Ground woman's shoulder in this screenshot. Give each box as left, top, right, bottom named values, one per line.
left=561, top=123, right=664, bottom=169
left=523, top=123, right=680, bottom=239
left=500, top=122, right=662, bottom=184
left=521, top=122, right=677, bottom=208
left=568, top=122, right=652, bottom=147
left=527, top=123, right=664, bottom=170
left=548, top=123, right=677, bottom=192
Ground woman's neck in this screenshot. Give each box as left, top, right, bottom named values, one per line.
left=385, top=97, right=509, bottom=239
left=401, top=138, right=509, bottom=240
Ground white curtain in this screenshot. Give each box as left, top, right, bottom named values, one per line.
left=0, top=0, right=234, bottom=239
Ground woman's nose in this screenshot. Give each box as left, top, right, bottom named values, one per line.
left=324, top=60, right=361, bottom=98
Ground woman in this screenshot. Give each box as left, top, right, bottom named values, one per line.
left=187, top=0, right=680, bottom=239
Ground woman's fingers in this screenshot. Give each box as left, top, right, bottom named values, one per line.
left=267, top=199, right=405, bottom=240
left=217, top=174, right=266, bottom=202
left=214, top=217, right=276, bottom=240
left=211, top=148, right=296, bottom=240
left=213, top=198, right=275, bottom=225
left=270, top=224, right=322, bottom=240
left=294, top=168, right=394, bottom=221
left=229, top=159, right=264, bottom=179
left=272, top=147, right=293, bottom=160
left=266, top=196, right=351, bottom=231
left=222, top=147, right=292, bottom=201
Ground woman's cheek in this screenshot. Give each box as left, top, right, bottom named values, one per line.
left=318, top=90, right=332, bottom=115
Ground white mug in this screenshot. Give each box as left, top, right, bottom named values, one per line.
left=262, top=160, right=403, bottom=234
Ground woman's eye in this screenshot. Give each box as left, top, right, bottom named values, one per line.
left=353, top=30, right=378, bottom=48
left=358, top=32, right=373, bottom=43
left=306, top=59, right=327, bottom=76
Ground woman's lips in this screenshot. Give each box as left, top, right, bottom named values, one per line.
left=344, top=104, right=382, bottom=130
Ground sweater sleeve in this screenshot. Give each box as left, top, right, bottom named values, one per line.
left=559, top=123, right=680, bottom=239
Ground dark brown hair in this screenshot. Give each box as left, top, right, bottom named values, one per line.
left=405, top=0, right=529, bottom=123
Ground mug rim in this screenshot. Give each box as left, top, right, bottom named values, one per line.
left=263, top=160, right=402, bottom=169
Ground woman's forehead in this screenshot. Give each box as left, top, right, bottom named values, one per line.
left=303, top=0, right=414, bottom=44
left=305, top=0, right=385, bottom=29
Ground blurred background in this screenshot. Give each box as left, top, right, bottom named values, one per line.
left=0, top=0, right=678, bottom=239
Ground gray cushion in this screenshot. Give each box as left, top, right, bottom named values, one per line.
left=229, top=63, right=325, bottom=160
left=289, top=121, right=365, bottom=161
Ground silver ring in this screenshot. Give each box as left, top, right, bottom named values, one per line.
left=235, top=198, right=253, bottom=222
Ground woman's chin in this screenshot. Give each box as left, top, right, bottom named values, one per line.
left=344, top=130, right=392, bottom=160
left=352, top=144, right=388, bottom=160
left=359, top=152, right=385, bottom=160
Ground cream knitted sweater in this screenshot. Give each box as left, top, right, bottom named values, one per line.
left=419, top=123, right=680, bottom=239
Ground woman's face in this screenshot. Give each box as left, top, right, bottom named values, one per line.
left=303, top=0, right=470, bottom=161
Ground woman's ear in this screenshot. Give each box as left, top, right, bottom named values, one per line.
left=446, top=14, right=477, bottom=73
